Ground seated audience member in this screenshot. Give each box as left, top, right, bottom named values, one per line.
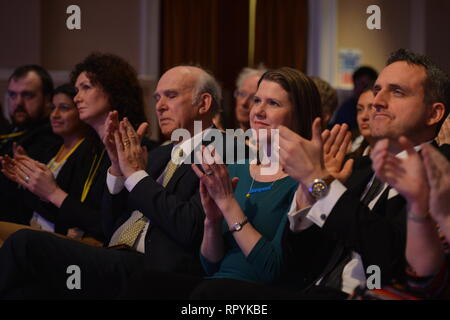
left=0, top=83, right=103, bottom=243
left=436, top=115, right=449, bottom=146
left=0, top=65, right=61, bottom=223
left=234, top=66, right=267, bottom=131
left=117, top=67, right=343, bottom=299
left=0, top=65, right=230, bottom=299
left=330, top=66, right=378, bottom=131
left=310, top=77, right=338, bottom=129
left=283, top=48, right=449, bottom=296
left=371, top=139, right=450, bottom=298
left=0, top=53, right=153, bottom=245
left=349, top=88, right=375, bottom=159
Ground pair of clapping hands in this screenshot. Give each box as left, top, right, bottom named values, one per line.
left=103, top=111, right=149, bottom=179
left=190, top=146, right=238, bottom=223
left=190, top=118, right=355, bottom=222
left=278, top=118, right=354, bottom=187
left=0, top=143, right=61, bottom=204
left=371, top=137, right=450, bottom=224
left=0, top=143, right=82, bottom=237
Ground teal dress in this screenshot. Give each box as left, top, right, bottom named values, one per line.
left=201, top=163, right=298, bottom=285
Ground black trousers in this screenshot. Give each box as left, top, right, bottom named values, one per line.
left=0, top=229, right=145, bottom=299
left=0, top=229, right=347, bottom=300
left=120, top=269, right=348, bottom=300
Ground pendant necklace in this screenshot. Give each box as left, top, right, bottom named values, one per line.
left=245, top=169, right=284, bottom=198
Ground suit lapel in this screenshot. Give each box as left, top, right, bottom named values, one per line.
left=345, top=156, right=374, bottom=194
left=148, top=143, right=173, bottom=179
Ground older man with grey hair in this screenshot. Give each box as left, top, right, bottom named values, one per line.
left=234, top=66, right=267, bottom=131
left=0, top=65, right=237, bottom=299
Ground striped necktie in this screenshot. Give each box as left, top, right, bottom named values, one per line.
left=110, top=147, right=184, bottom=248
left=162, top=148, right=183, bottom=187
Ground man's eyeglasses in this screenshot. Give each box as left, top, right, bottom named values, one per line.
left=234, top=90, right=255, bottom=101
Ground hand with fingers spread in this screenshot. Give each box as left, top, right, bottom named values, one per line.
left=322, top=123, right=354, bottom=183
left=8, top=154, right=68, bottom=206
left=114, top=118, right=149, bottom=179
left=421, top=144, right=450, bottom=225
left=373, top=141, right=450, bottom=277
left=371, top=137, right=429, bottom=215
left=279, top=117, right=329, bottom=186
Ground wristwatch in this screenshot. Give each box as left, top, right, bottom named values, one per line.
left=308, top=175, right=335, bottom=199
left=229, top=217, right=249, bottom=232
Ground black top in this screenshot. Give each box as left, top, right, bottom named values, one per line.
left=0, top=119, right=62, bottom=224
left=26, top=137, right=110, bottom=242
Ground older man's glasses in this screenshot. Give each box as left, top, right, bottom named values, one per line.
left=234, top=90, right=255, bottom=101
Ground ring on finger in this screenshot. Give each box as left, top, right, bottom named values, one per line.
left=204, top=170, right=213, bottom=176
left=123, top=140, right=131, bottom=147
left=25, top=175, right=30, bottom=183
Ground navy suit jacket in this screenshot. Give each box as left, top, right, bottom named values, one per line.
left=102, top=131, right=247, bottom=275
left=316, top=143, right=450, bottom=288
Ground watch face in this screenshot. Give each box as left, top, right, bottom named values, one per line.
left=311, top=181, right=328, bottom=198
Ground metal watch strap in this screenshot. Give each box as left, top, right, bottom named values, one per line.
left=308, top=175, right=335, bottom=199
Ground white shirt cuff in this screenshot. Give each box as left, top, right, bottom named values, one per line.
left=124, top=170, right=149, bottom=192
left=107, top=169, right=125, bottom=195
left=306, top=179, right=347, bottom=228
left=287, top=192, right=314, bottom=232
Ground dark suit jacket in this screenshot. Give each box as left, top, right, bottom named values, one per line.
left=102, top=131, right=246, bottom=276
left=317, top=143, right=450, bottom=287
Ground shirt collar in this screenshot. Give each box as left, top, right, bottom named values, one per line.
left=395, top=140, right=433, bottom=159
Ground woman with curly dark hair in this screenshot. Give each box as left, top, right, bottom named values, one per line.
left=0, top=53, right=155, bottom=245
left=70, top=52, right=148, bottom=131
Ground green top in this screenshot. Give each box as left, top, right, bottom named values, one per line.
left=201, top=162, right=298, bottom=285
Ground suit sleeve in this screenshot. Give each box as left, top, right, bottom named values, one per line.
left=101, top=188, right=129, bottom=241
left=321, top=144, right=450, bottom=282
left=321, top=188, right=407, bottom=283
left=127, top=174, right=204, bottom=250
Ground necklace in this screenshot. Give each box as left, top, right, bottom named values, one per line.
left=245, top=168, right=285, bottom=198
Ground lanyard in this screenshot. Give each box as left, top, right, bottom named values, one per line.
left=47, top=138, right=86, bottom=173
left=81, top=149, right=105, bottom=203
left=0, top=130, right=26, bottom=140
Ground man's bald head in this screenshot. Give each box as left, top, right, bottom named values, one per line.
left=154, top=66, right=222, bottom=137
